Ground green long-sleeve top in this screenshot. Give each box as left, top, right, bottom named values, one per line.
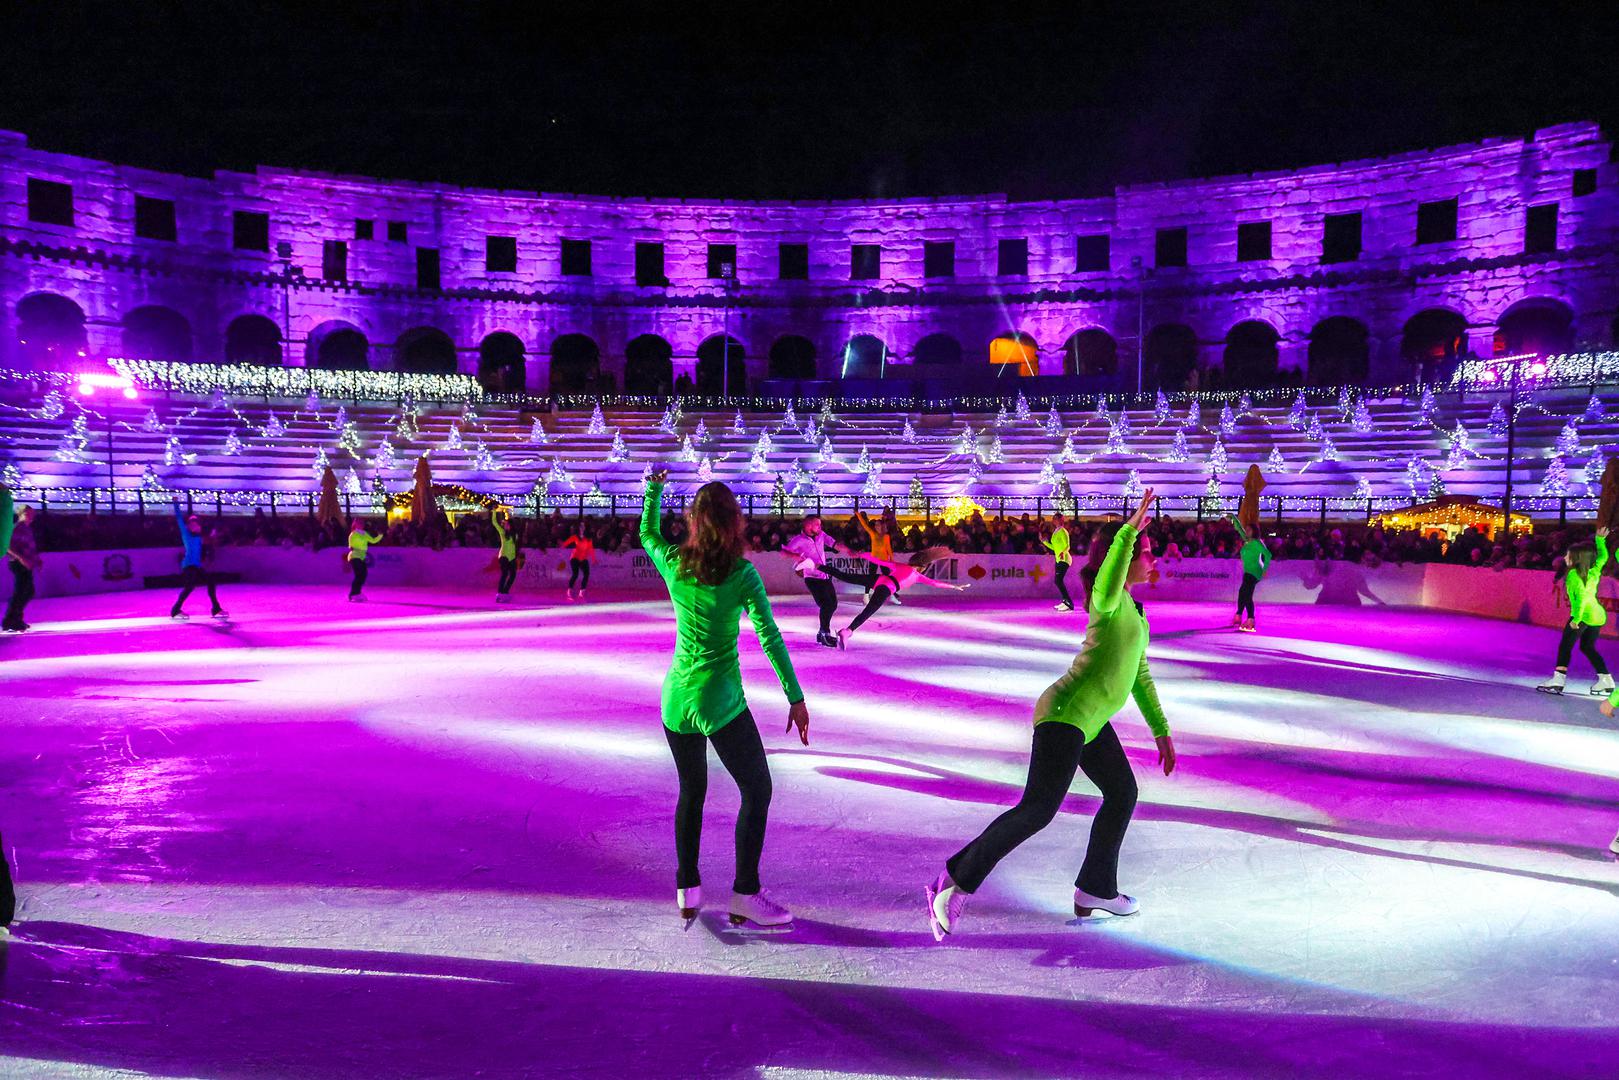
left=1567, top=534, right=1609, bottom=627
left=1033, top=523, right=1170, bottom=742
left=492, top=517, right=517, bottom=560
left=640, top=480, right=804, bottom=735
left=347, top=530, right=383, bottom=562
left=1042, top=525, right=1071, bottom=565
left=1228, top=515, right=1271, bottom=579
left=0, top=488, right=13, bottom=563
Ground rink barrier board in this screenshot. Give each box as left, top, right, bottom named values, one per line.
left=26, top=548, right=1615, bottom=633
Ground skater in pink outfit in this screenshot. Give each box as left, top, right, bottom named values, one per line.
left=833, top=547, right=966, bottom=650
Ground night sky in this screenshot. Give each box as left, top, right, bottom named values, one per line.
left=2, top=2, right=1614, bottom=200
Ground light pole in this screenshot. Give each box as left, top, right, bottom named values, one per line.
left=720, top=259, right=737, bottom=399
left=1133, top=256, right=1146, bottom=395
left=1470, top=351, right=1545, bottom=536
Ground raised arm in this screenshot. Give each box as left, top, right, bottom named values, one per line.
left=910, top=571, right=967, bottom=591
left=1089, top=524, right=1138, bottom=615
left=639, top=473, right=675, bottom=573
left=367, top=532, right=384, bottom=544
left=1597, top=531, right=1610, bottom=575
left=852, top=551, right=901, bottom=574
left=856, top=510, right=878, bottom=543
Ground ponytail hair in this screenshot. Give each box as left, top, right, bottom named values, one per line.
left=909, top=546, right=953, bottom=573
left=678, top=482, right=747, bottom=586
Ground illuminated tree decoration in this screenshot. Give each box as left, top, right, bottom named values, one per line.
left=1165, top=428, right=1189, bottom=463
left=861, top=467, right=883, bottom=499
left=1404, top=458, right=1426, bottom=500
left=1304, top=411, right=1324, bottom=443
left=587, top=403, right=608, bottom=435
left=954, top=423, right=976, bottom=455
left=1337, top=385, right=1353, bottom=419
left=311, top=446, right=330, bottom=481
left=679, top=434, right=698, bottom=462
left=446, top=423, right=463, bottom=451
left=1288, top=392, right=1308, bottom=429
left=730, top=409, right=746, bottom=437
left=1585, top=395, right=1606, bottom=423
left=333, top=405, right=348, bottom=431
left=1320, top=432, right=1339, bottom=462
left=1419, top=385, right=1437, bottom=425
left=1200, top=474, right=1222, bottom=515
left=772, top=473, right=790, bottom=515
left=224, top=430, right=245, bottom=456
left=1444, top=422, right=1471, bottom=470
left=697, top=456, right=713, bottom=483
left=395, top=410, right=419, bottom=442
left=305, top=389, right=320, bottom=413
left=1219, top=403, right=1235, bottom=437
left=965, top=456, right=984, bottom=488
left=585, top=481, right=609, bottom=508
left=694, top=418, right=710, bottom=444
left=804, top=416, right=821, bottom=444
left=472, top=441, right=497, bottom=472
left=1237, top=393, right=1254, bottom=414
left=1353, top=476, right=1374, bottom=502
left=1540, top=455, right=1570, bottom=497
left=1105, top=419, right=1128, bottom=455
left=165, top=434, right=186, bottom=467
left=1207, top=437, right=1228, bottom=475
left=1488, top=401, right=1508, bottom=439
left=339, top=422, right=364, bottom=456
left=1352, top=398, right=1373, bottom=433
left=907, top=476, right=926, bottom=515
left=262, top=411, right=286, bottom=438
left=1037, top=456, right=1057, bottom=487
left=1096, top=395, right=1111, bottom=422
left=210, top=387, right=229, bottom=411
left=1060, top=432, right=1079, bottom=463
left=1266, top=445, right=1285, bottom=472
left=38, top=390, right=64, bottom=421
left=984, top=433, right=1005, bottom=463
left=993, top=404, right=1009, bottom=428
left=1053, top=475, right=1077, bottom=516
left=1184, top=400, right=1200, bottom=430
left=1044, top=408, right=1063, bottom=437
left=1014, top=391, right=1032, bottom=422
left=545, top=458, right=573, bottom=489
left=1585, top=450, right=1608, bottom=490
left=140, top=464, right=163, bottom=491
left=818, top=400, right=835, bottom=427
left=529, top=417, right=549, bottom=444
left=54, top=412, right=92, bottom=462
left=781, top=403, right=797, bottom=429
left=344, top=468, right=362, bottom=495
left=142, top=407, right=163, bottom=433
left=902, top=417, right=918, bottom=443
left=1, top=464, right=22, bottom=489
left=1123, top=468, right=1144, bottom=501
left=818, top=436, right=836, bottom=465
left=855, top=444, right=875, bottom=473
left=1427, top=471, right=1447, bottom=501
left=608, top=430, right=630, bottom=463
left=1154, top=390, right=1171, bottom=423
left=1556, top=420, right=1580, bottom=458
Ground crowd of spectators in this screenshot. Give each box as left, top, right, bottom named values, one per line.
left=22, top=502, right=1587, bottom=574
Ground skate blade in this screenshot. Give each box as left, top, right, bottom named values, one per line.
left=725, top=914, right=793, bottom=933
left=1074, top=904, right=1137, bottom=919
left=1535, top=686, right=1564, bottom=695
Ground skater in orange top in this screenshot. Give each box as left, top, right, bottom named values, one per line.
left=562, top=527, right=596, bottom=600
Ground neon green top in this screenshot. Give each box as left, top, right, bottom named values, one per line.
left=1567, top=535, right=1609, bottom=628
left=1042, top=525, right=1071, bottom=565
left=347, top=530, right=383, bottom=562
left=0, top=488, right=13, bottom=562
left=640, top=480, right=803, bottom=736
left=1228, top=516, right=1271, bottom=579
left=1033, top=523, right=1169, bottom=742
left=493, top=516, right=517, bottom=560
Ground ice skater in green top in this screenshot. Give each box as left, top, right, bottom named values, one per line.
left=491, top=509, right=519, bottom=603
left=1228, top=514, right=1272, bottom=632
left=346, top=519, right=384, bottom=602
left=929, top=490, right=1178, bottom=940
left=1043, top=513, right=1075, bottom=612
left=641, top=470, right=810, bottom=929
left=1538, top=528, right=1614, bottom=695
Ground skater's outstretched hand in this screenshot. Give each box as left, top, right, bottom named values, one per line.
left=1601, top=699, right=1615, bottom=718
left=647, top=469, right=669, bottom=486
left=786, top=700, right=810, bottom=746
left=1600, top=527, right=1610, bottom=539
left=1127, top=488, right=1156, bottom=531
left=1155, top=734, right=1177, bottom=776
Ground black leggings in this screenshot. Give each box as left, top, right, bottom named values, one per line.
left=497, top=556, right=517, bottom=594
left=4, top=562, right=34, bottom=631
left=848, top=582, right=894, bottom=631
left=173, top=565, right=221, bottom=615
left=569, top=559, right=590, bottom=589
left=1556, top=623, right=1609, bottom=674
left=1236, top=573, right=1259, bottom=620
left=349, top=558, right=368, bottom=597
left=664, top=709, right=772, bottom=895
left=1055, top=562, right=1072, bottom=606
left=806, top=578, right=837, bottom=634
left=946, top=721, right=1138, bottom=898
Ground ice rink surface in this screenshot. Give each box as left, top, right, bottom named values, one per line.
left=1, top=583, right=1617, bottom=1079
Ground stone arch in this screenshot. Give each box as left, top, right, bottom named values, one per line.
left=768, top=335, right=817, bottom=380
left=1495, top=297, right=1574, bottom=356
left=477, top=331, right=526, bottom=394
left=913, top=333, right=963, bottom=369
left=121, top=304, right=193, bottom=361
left=394, top=327, right=458, bottom=374
left=1307, top=317, right=1369, bottom=386
left=988, top=331, right=1039, bottom=376
left=550, top=334, right=601, bottom=395
left=15, top=292, right=87, bottom=366
left=1223, top=320, right=1280, bottom=388
left=1062, top=328, right=1117, bottom=377
left=840, top=334, right=888, bottom=379
left=696, top=334, right=746, bottom=395
left=224, top=314, right=284, bottom=366
left=624, top=334, right=674, bottom=395
left=308, top=321, right=370, bottom=370
left=1144, top=323, right=1198, bottom=390
left=1401, top=308, right=1468, bottom=380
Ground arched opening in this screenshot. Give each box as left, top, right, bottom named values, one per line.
left=15, top=292, right=87, bottom=367
left=1307, top=317, right=1369, bottom=386
left=1495, top=298, right=1574, bottom=356
left=478, top=332, right=526, bottom=394
left=624, top=334, right=674, bottom=395
left=310, top=323, right=370, bottom=370
left=1401, top=308, right=1468, bottom=381
left=988, top=331, right=1039, bottom=376
left=121, top=305, right=193, bottom=361
left=696, top=335, right=746, bottom=395
left=913, top=333, right=963, bottom=369
left=1144, top=323, right=1198, bottom=390
left=1223, top=321, right=1280, bottom=388
left=550, top=334, right=601, bottom=395
left=768, top=335, right=817, bottom=380
left=224, top=314, right=284, bottom=366
left=841, top=334, right=888, bottom=379
left=395, top=327, right=458, bottom=374
left=1062, top=328, right=1117, bottom=377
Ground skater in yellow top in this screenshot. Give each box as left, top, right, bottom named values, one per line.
left=346, top=519, right=383, bottom=602
left=1538, top=528, right=1613, bottom=695
left=640, top=470, right=809, bottom=929
left=491, top=510, right=519, bottom=603
left=1043, top=513, right=1074, bottom=612
left=928, top=490, right=1177, bottom=939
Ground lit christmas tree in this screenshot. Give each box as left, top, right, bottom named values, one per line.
left=1585, top=395, right=1606, bottom=423
left=587, top=403, right=607, bottom=435
left=1115, top=410, right=1132, bottom=438
left=263, top=411, right=285, bottom=438
left=446, top=423, right=463, bottom=451
left=694, top=417, right=710, bottom=444
left=902, top=417, right=918, bottom=443
left=1166, top=428, right=1189, bottom=463
left=908, top=476, right=927, bottom=515
left=395, top=410, right=419, bottom=441
left=165, top=434, right=185, bottom=467
left=1320, top=433, right=1339, bottom=461
left=1061, top=432, right=1079, bottom=463
left=1105, top=419, right=1129, bottom=455
left=210, top=386, right=228, bottom=411
left=140, top=464, right=163, bottom=491
left=1337, top=385, right=1353, bottom=419
left=1237, top=393, right=1253, bottom=414
left=965, top=457, right=983, bottom=488
left=954, top=423, right=976, bottom=455
left=1444, top=422, right=1471, bottom=470
left=1154, top=389, right=1171, bottom=423
left=782, top=403, right=797, bottom=429
left=38, top=390, right=64, bottom=421
left=1488, top=401, right=1508, bottom=438
left=818, top=400, right=835, bottom=427
left=730, top=409, right=746, bottom=437
left=1044, top=408, right=1063, bottom=436
left=529, top=417, right=549, bottom=444
left=55, top=413, right=92, bottom=462
left=1556, top=420, right=1580, bottom=458
left=1540, top=456, right=1570, bottom=497
left=1015, top=391, right=1031, bottom=422
left=1124, top=469, right=1144, bottom=501
left=608, top=430, right=630, bottom=463
left=333, top=405, right=348, bottom=431
left=339, top=422, right=364, bottom=456
left=804, top=416, right=820, bottom=444
left=1207, top=437, right=1228, bottom=474
left=679, top=435, right=698, bottom=462
left=1097, top=395, right=1111, bottom=421
left=994, top=404, right=1009, bottom=427
left=1288, top=391, right=1308, bottom=429
left=818, top=436, right=836, bottom=464
left=1200, top=475, right=1222, bottom=515
left=861, top=467, right=883, bottom=499
left=1585, top=450, right=1608, bottom=490
left=772, top=473, right=789, bottom=514
left=1404, top=458, right=1425, bottom=500
left=344, top=467, right=362, bottom=494
left=1219, top=403, right=1235, bottom=436
left=546, top=459, right=573, bottom=488
left=1427, top=472, right=1447, bottom=501
left=1353, top=476, right=1374, bottom=502
left=750, top=438, right=770, bottom=473
left=529, top=479, right=554, bottom=514
left=220, top=429, right=243, bottom=457
left=1419, top=385, right=1437, bottom=425
left=984, top=433, right=1005, bottom=463
left=1352, top=398, right=1373, bottom=433
left=856, top=444, right=875, bottom=473
left=305, top=389, right=320, bottom=413
left=1053, top=475, right=1077, bottom=516
left=657, top=404, right=678, bottom=434
left=787, top=458, right=809, bottom=493
left=697, top=456, right=714, bottom=482
left=311, top=446, right=330, bottom=481
left=1, top=464, right=21, bottom=488
left=1184, top=400, right=1200, bottom=430
left=1304, top=411, right=1324, bottom=443
left=371, top=437, right=395, bottom=472
left=472, top=442, right=496, bottom=471
left=585, top=481, right=609, bottom=508
left=1266, top=445, right=1285, bottom=472
left=1037, top=457, right=1057, bottom=487
left=142, top=407, right=163, bottom=432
